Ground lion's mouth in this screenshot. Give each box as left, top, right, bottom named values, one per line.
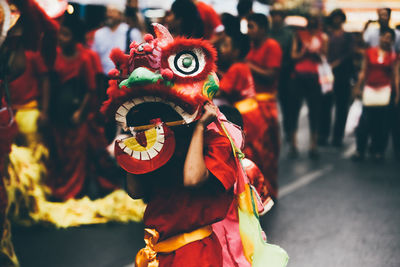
left=115, top=96, right=199, bottom=132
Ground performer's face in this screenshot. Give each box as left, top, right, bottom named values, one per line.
left=379, top=31, right=394, bottom=51
left=218, top=35, right=238, bottom=68
left=58, top=25, right=74, bottom=49
left=105, top=7, right=122, bottom=28
left=247, top=20, right=265, bottom=42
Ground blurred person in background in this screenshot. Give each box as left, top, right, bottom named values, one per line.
left=352, top=28, right=399, bottom=162
left=92, top=4, right=142, bottom=75
left=0, top=0, right=57, bottom=265
left=220, top=13, right=241, bottom=38
left=92, top=4, right=142, bottom=144
left=237, top=0, right=253, bottom=34
left=318, top=9, right=354, bottom=147
left=246, top=13, right=282, bottom=199
left=289, top=14, right=328, bottom=159
left=217, top=30, right=272, bottom=200
left=363, top=8, right=400, bottom=53
left=125, top=0, right=146, bottom=38
left=269, top=8, right=294, bottom=143
left=46, top=15, right=100, bottom=200
left=214, top=13, right=241, bottom=76
left=164, top=0, right=204, bottom=38
left=192, top=0, right=222, bottom=40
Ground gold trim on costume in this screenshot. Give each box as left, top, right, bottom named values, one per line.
left=135, top=225, right=213, bottom=267
left=255, top=92, right=276, bottom=102
left=234, top=98, right=259, bottom=114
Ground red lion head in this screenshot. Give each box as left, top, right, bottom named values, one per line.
left=102, top=23, right=220, bottom=174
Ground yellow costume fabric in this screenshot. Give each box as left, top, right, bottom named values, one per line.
left=4, top=107, right=146, bottom=228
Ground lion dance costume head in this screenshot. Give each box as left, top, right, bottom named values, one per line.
left=102, top=23, right=220, bottom=174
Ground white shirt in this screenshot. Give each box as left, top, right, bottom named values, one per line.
left=363, top=25, right=400, bottom=53
left=92, top=23, right=142, bottom=74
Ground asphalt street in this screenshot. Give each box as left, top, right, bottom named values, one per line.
left=12, top=107, right=400, bottom=267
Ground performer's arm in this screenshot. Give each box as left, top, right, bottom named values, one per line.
left=183, top=102, right=217, bottom=187
left=39, top=74, right=50, bottom=124
left=393, top=58, right=400, bottom=105
left=353, top=51, right=367, bottom=99
left=126, top=173, right=145, bottom=199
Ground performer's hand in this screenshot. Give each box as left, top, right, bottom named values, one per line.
left=352, top=87, right=362, bottom=100
left=198, top=102, right=218, bottom=127
left=37, top=112, right=49, bottom=126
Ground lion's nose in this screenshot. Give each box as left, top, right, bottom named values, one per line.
left=119, top=67, right=163, bottom=88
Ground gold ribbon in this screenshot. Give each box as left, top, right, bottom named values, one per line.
left=12, top=100, right=39, bottom=110
left=234, top=98, right=259, bottom=114
left=255, top=92, right=276, bottom=102
left=135, top=226, right=213, bottom=267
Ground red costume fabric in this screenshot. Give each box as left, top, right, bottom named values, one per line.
left=219, top=63, right=273, bottom=199
left=195, top=1, right=222, bottom=40
left=246, top=38, right=282, bottom=198
left=219, top=63, right=255, bottom=101
left=294, top=30, right=325, bottom=74
left=53, top=46, right=96, bottom=89
left=255, top=99, right=279, bottom=198
left=142, top=125, right=236, bottom=267
left=9, top=51, right=48, bottom=107
left=365, top=47, right=398, bottom=88
left=246, top=38, right=282, bottom=93
left=47, top=46, right=97, bottom=200
left=212, top=157, right=273, bottom=267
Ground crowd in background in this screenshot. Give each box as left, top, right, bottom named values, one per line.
left=4, top=0, right=400, bottom=206
left=1, top=0, right=399, bottom=266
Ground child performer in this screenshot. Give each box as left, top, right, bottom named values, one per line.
left=218, top=31, right=275, bottom=201
left=246, top=13, right=282, bottom=199
left=46, top=14, right=97, bottom=200
left=102, top=24, right=242, bottom=266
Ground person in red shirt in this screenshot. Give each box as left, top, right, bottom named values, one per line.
left=8, top=51, right=50, bottom=148
left=46, top=14, right=98, bottom=201
left=128, top=103, right=237, bottom=267
left=290, top=15, right=328, bottom=159
left=245, top=13, right=282, bottom=198
left=352, top=28, right=399, bottom=161
left=194, top=0, right=223, bottom=40
left=164, top=0, right=204, bottom=39
left=217, top=31, right=275, bottom=199
left=0, top=0, right=57, bottom=265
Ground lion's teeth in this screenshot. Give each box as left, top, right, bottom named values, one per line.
left=132, top=150, right=141, bottom=159
left=116, top=106, right=129, bottom=116
left=141, top=152, right=150, bottom=160
left=132, top=98, right=144, bottom=105
left=147, top=147, right=158, bottom=159
left=153, top=141, right=163, bottom=152
left=123, top=147, right=133, bottom=155
left=143, top=96, right=154, bottom=102
left=122, top=101, right=134, bottom=110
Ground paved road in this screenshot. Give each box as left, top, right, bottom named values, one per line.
left=12, top=108, right=400, bottom=267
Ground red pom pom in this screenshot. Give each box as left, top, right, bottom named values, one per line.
left=161, top=69, right=174, bottom=81
left=143, top=44, right=153, bottom=52
left=129, top=41, right=137, bottom=49
left=144, top=34, right=154, bottom=43
left=109, top=48, right=129, bottom=66
left=108, top=69, right=120, bottom=78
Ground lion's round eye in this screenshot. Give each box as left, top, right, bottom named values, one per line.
left=167, top=49, right=205, bottom=77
